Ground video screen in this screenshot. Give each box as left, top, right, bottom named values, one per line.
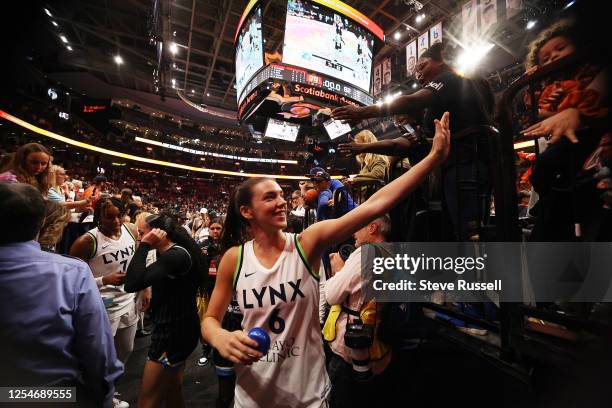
left=324, top=118, right=351, bottom=140
left=283, top=0, right=374, bottom=92
left=235, top=6, right=264, bottom=102
left=265, top=118, right=300, bottom=142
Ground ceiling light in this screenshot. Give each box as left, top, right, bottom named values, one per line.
left=169, top=42, right=178, bottom=54
left=455, top=42, right=494, bottom=75
left=206, top=93, right=210, bottom=97
left=412, top=83, right=418, bottom=89
left=60, top=35, right=68, bottom=43
left=44, top=8, right=52, bottom=17
left=394, top=31, right=401, bottom=40
left=526, top=20, right=537, bottom=30
left=564, top=1, right=576, bottom=9
left=66, top=45, right=73, bottom=51
left=51, top=21, right=58, bottom=27
left=114, top=55, right=124, bottom=65
left=171, top=78, right=176, bottom=85
left=172, top=63, right=177, bottom=68
left=191, top=89, right=195, bottom=94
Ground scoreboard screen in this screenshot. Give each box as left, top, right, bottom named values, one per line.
left=282, top=0, right=374, bottom=92
left=264, top=118, right=300, bottom=142
left=235, top=6, right=264, bottom=103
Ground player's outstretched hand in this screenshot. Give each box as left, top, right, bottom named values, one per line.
left=429, top=112, right=451, bottom=163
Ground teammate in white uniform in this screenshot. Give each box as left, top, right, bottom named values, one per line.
left=70, top=197, right=140, bottom=408
left=203, top=113, right=451, bottom=407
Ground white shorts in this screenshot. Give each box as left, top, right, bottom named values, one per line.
left=109, top=303, right=138, bottom=336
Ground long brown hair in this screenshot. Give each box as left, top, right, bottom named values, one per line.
left=7, top=143, right=52, bottom=194
left=38, top=201, right=70, bottom=247
left=219, top=177, right=271, bottom=254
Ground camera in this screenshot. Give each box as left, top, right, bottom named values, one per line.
left=345, top=318, right=375, bottom=382
left=344, top=319, right=374, bottom=349
left=338, top=243, right=356, bottom=261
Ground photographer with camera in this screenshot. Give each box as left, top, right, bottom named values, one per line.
left=323, top=215, right=393, bottom=407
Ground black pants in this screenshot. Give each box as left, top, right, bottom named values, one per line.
left=327, top=353, right=395, bottom=408
left=443, top=160, right=490, bottom=241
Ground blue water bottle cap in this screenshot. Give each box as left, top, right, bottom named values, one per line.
left=248, top=327, right=270, bottom=354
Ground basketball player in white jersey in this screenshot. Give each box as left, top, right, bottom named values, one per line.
left=70, top=197, right=140, bottom=408
left=203, top=112, right=451, bottom=407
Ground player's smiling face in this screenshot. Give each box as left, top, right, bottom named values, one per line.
left=243, top=180, right=287, bottom=230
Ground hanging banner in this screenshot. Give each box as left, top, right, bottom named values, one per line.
left=430, top=21, right=443, bottom=45
left=506, top=0, right=522, bottom=18
left=382, top=58, right=392, bottom=85
left=417, top=31, right=429, bottom=59
left=480, top=0, right=497, bottom=32
left=373, top=63, right=382, bottom=96
left=406, top=40, right=417, bottom=77
left=462, top=0, right=478, bottom=42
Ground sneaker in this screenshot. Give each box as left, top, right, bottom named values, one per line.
left=136, top=328, right=151, bottom=338
left=113, top=397, right=129, bottom=408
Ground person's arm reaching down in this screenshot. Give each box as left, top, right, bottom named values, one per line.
left=202, top=246, right=263, bottom=365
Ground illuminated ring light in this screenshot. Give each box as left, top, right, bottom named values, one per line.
left=0, top=109, right=333, bottom=180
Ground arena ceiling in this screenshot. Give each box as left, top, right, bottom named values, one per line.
left=42, top=0, right=469, bottom=112
left=38, top=0, right=566, bottom=119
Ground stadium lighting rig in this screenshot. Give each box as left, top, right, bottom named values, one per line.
left=455, top=42, right=495, bottom=75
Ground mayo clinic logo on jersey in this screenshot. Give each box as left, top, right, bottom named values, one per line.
left=426, top=81, right=444, bottom=91
left=241, top=278, right=305, bottom=309
left=258, top=336, right=301, bottom=363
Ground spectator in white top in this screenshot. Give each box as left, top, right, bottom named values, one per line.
left=325, top=215, right=394, bottom=407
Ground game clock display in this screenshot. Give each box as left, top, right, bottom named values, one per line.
left=239, top=64, right=373, bottom=107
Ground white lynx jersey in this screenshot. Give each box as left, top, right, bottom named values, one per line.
left=233, top=233, right=330, bottom=407
left=86, top=224, right=137, bottom=320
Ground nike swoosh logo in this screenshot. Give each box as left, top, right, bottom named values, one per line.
left=244, top=271, right=257, bottom=278
left=101, top=243, right=111, bottom=249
